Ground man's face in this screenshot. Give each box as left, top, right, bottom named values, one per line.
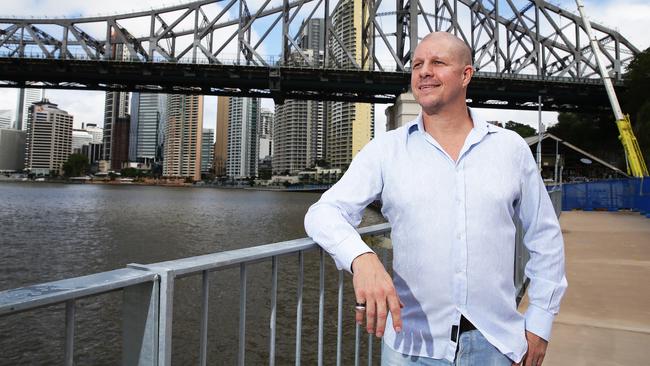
left=410, top=37, right=471, bottom=113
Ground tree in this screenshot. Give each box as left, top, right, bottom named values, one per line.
left=547, top=112, right=623, bottom=167
left=120, top=167, right=140, bottom=178
left=62, top=154, right=90, bottom=177
left=622, top=47, right=650, bottom=165
left=504, top=121, right=536, bottom=138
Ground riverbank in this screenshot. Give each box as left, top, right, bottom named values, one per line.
left=0, top=178, right=335, bottom=192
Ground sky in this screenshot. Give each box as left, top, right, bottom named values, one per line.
left=0, top=0, right=648, bottom=136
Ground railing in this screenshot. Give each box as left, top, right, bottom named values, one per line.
left=0, top=190, right=562, bottom=365
left=1, top=223, right=390, bottom=366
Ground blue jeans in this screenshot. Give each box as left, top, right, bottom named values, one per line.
left=381, top=330, right=512, bottom=366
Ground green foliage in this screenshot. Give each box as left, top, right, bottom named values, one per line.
left=120, top=167, right=140, bottom=178
left=547, top=112, right=623, bottom=167
left=635, top=102, right=650, bottom=165
left=258, top=167, right=272, bottom=180
left=623, top=47, right=650, bottom=165
left=62, top=154, right=90, bottom=177
left=504, top=121, right=536, bottom=138
left=623, top=47, right=650, bottom=118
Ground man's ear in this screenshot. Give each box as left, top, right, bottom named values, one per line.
left=462, top=66, right=474, bottom=87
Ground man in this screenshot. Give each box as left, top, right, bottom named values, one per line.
left=304, top=32, right=566, bottom=366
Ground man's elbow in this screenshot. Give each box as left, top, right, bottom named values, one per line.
left=304, top=202, right=322, bottom=239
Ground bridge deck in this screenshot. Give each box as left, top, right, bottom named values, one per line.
left=520, top=211, right=650, bottom=365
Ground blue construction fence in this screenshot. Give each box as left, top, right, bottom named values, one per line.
left=559, top=178, right=650, bottom=216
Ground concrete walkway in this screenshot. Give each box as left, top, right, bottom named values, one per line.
left=521, top=211, right=650, bottom=365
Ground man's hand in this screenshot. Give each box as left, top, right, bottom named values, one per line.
left=514, top=331, right=548, bottom=366
left=351, top=252, right=402, bottom=337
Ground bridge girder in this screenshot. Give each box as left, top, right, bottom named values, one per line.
left=0, top=0, right=640, bottom=109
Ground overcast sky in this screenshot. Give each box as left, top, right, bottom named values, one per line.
left=0, top=0, right=647, bottom=135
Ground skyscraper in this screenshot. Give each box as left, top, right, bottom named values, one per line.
left=226, top=97, right=259, bottom=178
left=327, top=0, right=374, bottom=169
left=25, top=99, right=73, bottom=175
left=214, top=96, right=229, bottom=177
left=273, top=19, right=325, bottom=174
left=163, top=94, right=203, bottom=181
left=201, top=129, right=214, bottom=175
left=102, top=44, right=130, bottom=169
left=14, top=88, right=45, bottom=131
left=129, top=93, right=166, bottom=164
left=0, top=128, right=25, bottom=171
left=259, top=108, right=273, bottom=160
left=84, top=123, right=104, bottom=144
left=0, top=110, right=12, bottom=129
left=273, top=99, right=308, bottom=174
left=111, top=116, right=130, bottom=171
left=71, top=129, right=93, bottom=153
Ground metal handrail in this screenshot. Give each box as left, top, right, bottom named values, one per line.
left=0, top=188, right=562, bottom=365
left=0, top=222, right=391, bottom=366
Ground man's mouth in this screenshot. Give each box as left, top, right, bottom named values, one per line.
left=418, top=84, right=440, bottom=91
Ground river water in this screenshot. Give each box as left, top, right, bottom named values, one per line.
left=0, top=182, right=387, bottom=365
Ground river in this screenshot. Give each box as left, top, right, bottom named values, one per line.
left=0, top=182, right=387, bottom=365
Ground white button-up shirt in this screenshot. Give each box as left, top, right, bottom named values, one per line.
left=304, top=110, right=567, bottom=363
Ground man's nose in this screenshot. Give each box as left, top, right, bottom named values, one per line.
left=419, top=62, right=433, bottom=78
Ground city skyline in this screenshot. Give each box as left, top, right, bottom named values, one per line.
left=0, top=0, right=647, bottom=136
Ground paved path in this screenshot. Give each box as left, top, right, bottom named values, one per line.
left=521, top=211, right=650, bottom=365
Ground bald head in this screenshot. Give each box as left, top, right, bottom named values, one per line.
left=419, top=32, right=472, bottom=67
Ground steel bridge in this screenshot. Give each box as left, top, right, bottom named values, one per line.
left=0, top=0, right=640, bottom=111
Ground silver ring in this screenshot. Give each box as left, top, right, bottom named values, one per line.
left=355, top=302, right=366, bottom=311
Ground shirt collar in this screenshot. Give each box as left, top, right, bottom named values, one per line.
left=406, top=108, right=499, bottom=137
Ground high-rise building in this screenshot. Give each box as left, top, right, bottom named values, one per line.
left=163, top=94, right=203, bottom=181
left=0, top=128, right=26, bottom=171
left=81, top=143, right=103, bottom=166
left=84, top=123, right=104, bottom=144
left=14, top=88, right=45, bottom=131
left=25, top=99, right=73, bottom=175
left=102, top=44, right=130, bottom=168
left=226, top=97, right=259, bottom=178
left=298, top=19, right=326, bottom=167
left=274, top=99, right=308, bottom=174
left=259, top=108, right=273, bottom=160
left=0, top=110, right=12, bottom=129
left=129, top=93, right=166, bottom=164
left=300, top=18, right=325, bottom=60
left=327, top=0, right=374, bottom=169
left=273, top=19, right=325, bottom=174
left=111, top=116, right=130, bottom=170
left=201, top=128, right=214, bottom=174
left=71, top=129, right=93, bottom=153
left=214, top=96, right=229, bottom=177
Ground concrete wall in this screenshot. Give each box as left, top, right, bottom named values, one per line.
left=0, top=128, right=26, bottom=171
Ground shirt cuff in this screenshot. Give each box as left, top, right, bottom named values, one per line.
left=332, top=233, right=374, bottom=273
left=524, top=303, right=556, bottom=341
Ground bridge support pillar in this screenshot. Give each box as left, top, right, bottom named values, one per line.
left=385, top=92, right=420, bottom=131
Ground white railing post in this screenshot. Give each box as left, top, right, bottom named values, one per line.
left=122, top=274, right=160, bottom=366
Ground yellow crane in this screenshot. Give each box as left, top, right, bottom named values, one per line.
left=576, top=0, right=648, bottom=177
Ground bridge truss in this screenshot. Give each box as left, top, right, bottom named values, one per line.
left=0, top=0, right=641, bottom=111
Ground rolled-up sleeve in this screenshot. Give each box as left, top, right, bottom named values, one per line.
left=516, top=142, right=568, bottom=341
left=304, top=137, right=385, bottom=272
